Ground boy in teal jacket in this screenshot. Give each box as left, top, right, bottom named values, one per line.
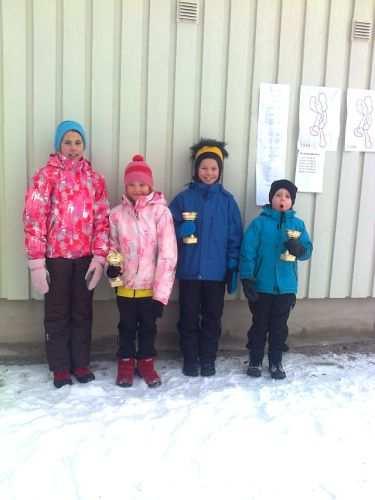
left=239, top=180, right=312, bottom=379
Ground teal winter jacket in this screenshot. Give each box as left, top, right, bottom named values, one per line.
left=239, top=206, right=312, bottom=294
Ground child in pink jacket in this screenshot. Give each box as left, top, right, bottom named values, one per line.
left=108, top=154, right=177, bottom=388
left=23, top=120, right=110, bottom=388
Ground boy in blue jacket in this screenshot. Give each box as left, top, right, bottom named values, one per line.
left=240, top=180, right=312, bottom=379
left=170, top=139, right=242, bottom=377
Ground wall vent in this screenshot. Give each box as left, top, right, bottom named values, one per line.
left=352, top=20, right=372, bottom=40
left=177, top=1, right=200, bottom=24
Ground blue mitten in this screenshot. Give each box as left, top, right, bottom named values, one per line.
left=178, top=221, right=196, bottom=238
left=226, top=268, right=238, bottom=294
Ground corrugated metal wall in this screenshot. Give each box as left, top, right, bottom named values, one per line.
left=0, top=0, right=374, bottom=301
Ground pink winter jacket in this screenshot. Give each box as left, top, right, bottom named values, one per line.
left=109, top=191, right=177, bottom=305
left=24, top=154, right=110, bottom=260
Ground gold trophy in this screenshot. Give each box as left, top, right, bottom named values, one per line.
left=106, top=250, right=124, bottom=287
left=181, top=212, right=198, bottom=244
left=280, top=230, right=301, bottom=262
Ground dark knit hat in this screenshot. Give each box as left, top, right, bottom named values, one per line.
left=124, top=154, right=153, bottom=187
left=269, top=179, right=298, bottom=205
left=190, top=138, right=228, bottom=182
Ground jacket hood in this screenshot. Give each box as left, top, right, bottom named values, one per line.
left=122, top=191, right=167, bottom=210
left=188, top=181, right=235, bottom=199
left=46, top=153, right=90, bottom=171
left=189, top=181, right=222, bottom=194
left=261, top=204, right=296, bottom=221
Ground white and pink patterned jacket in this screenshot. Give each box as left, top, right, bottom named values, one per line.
left=109, top=191, right=177, bottom=305
left=24, top=153, right=109, bottom=260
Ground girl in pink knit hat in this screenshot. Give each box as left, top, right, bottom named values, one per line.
left=107, top=154, right=177, bottom=388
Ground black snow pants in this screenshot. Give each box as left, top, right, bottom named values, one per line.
left=247, top=292, right=296, bottom=365
left=44, top=257, right=93, bottom=371
left=178, top=280, right=225, bottom=364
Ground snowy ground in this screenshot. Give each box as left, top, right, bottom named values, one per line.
left=1, top=352, right=375, bottom=500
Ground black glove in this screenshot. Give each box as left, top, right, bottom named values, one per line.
left=106, top=265, right=122, bottom=278
left=242, top=279, right=258, bottom=303
left=284, top=239, right=305, bottom=258
left=152, top=299, right=164, bottom=319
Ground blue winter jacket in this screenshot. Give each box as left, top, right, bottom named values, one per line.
left=239, top=206, right=313, bottom=294
left=169, top=182, right=243, bottom=281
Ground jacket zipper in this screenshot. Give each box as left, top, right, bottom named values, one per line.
left=275, top=212, right=285, bottom=293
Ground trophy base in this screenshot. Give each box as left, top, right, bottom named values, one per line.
left=183, top=235, right=198, bottom=244
left=110, top=277, right=124, bottom=288
left=280, top=251, right=296, bottom=262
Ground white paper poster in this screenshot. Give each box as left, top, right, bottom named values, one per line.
left=256, top=83, right=290, bottom=206
left=345, top=88, right=375, bottom=152
left=295, top=151, right=325, bottom=193
left=298, top=86, right=342, bottom=152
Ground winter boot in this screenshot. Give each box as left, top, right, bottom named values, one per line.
left=269, top=362, right=286, bottom=380
left=116, top=358, right=135, bottom=387
left=200, top=361, right=216, bottom=377
left=182, top=359, right=199, bottom=377
left=247, top=363, right=262, bottom=378
left=137, top=358, right=161, bottom=388
left=53, top=370, right=73, bottom=389
left=73, top=367, right=95, bottom=384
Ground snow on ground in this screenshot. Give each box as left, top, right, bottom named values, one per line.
left=1, top=352, right=375, bottom=500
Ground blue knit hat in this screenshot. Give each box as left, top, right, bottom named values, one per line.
left=54, top=120, right=86, bottom=152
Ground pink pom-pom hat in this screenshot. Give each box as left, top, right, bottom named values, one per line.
left=124, top=154, right=154, bottom=188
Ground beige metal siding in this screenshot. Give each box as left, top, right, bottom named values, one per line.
left=0, top=0, right=374, bottom=300
left=2, top=0, right=29, bottom=299
left=308, top=0, right=353, bottom=299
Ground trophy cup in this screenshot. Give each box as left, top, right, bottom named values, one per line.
left=181, top=212, right=198, bottom=244
left=106, top=250, right=124, bottom=287
left=280, top=230, right=301, bottom=262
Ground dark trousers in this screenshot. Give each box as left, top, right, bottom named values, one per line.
left=178, top=280, right=225, bottom=364
left=116, top=296, right=157, bottom=359
left=44, top=257, right=93, bottom=372
left=247, top=293, right=296, bottom=365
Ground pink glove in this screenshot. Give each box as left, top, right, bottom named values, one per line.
left=28, top=258, right=49, bottom=295
left=85, top=256, right=105, bottom=290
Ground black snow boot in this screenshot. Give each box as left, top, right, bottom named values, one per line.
left=200, top=361, right=216, bottom=377
left=269, top=362, right=286, bottom=380
left=247, top=363, right=262, bottom=378
left=182, top=360, right=199, bottom=377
